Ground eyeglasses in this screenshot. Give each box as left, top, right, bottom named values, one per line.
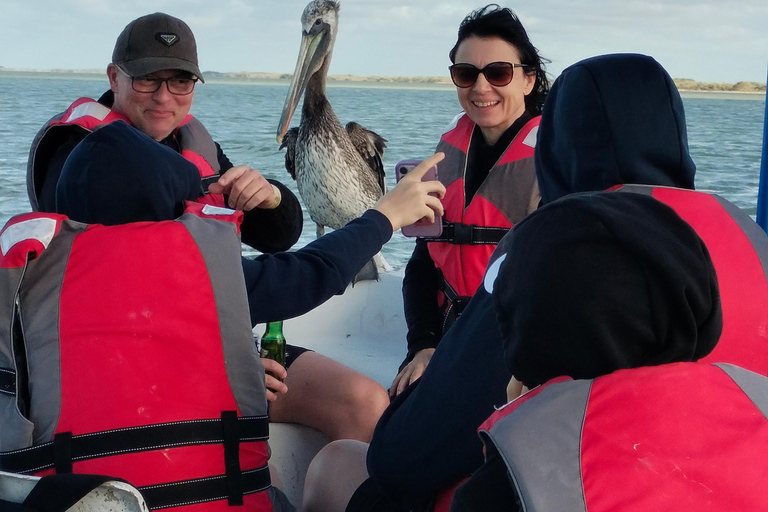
left=449, top=62, right=529, bottom=88
left=129, top=74, right=198, bottom=95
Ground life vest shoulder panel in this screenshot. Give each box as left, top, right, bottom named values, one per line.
left=481, top=363, right=768, bottom=512
left=0, top=206, right=273, bottom=511
left=428, top=115, right=540, bottom=298
left=28, top=98, right=224, bottom=211
left=616, top=184, right=768, bottom=376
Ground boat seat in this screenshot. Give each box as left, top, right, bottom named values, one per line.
left=0, top=471, right=148, bottom=512
left=264, top=272, right=407, bottom=507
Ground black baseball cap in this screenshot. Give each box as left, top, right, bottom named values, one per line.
left=112, top=12, right=204, bottom=82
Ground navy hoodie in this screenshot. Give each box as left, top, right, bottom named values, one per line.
left=535, top=53, right=696, bottom=204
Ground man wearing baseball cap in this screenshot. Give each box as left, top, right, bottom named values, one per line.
left=27, top=12, right=303, bottom=253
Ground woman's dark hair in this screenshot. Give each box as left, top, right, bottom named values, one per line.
left=449, top=4, right=549, bottom=115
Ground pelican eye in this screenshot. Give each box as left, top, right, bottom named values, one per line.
left=315, top=19, right=322, bottom=25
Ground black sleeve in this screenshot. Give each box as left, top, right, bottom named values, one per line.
left=242, top=209, right=392, bottom=325
left=449, top=452, right=520, bottom=512
left=240, top=180, right=304, bottom=252
left=215, top=142, right=234, bottom=172
left=215, top=142, right=304, bottom=253
left=367, top=288, right=512, bottom=510
left=401, top=239, right=444, bottom=368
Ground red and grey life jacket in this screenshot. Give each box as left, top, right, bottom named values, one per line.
left=615, top=184, right=768, bottom=376
left=0, top=204, right=274, bottom=511
left=27, top=97, right=225, bottom=211
left=479, top=363, right=768, bottom=511
left=427, top=113, right=539, bottom=327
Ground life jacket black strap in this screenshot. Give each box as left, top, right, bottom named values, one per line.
left=53, top=432, right=73, bottom=474
left=426, top=222, right=509, bottom=245
left=0, top=415, right=269, bottom=474
left=221, top=411, right=243, bottom=506
left=139, top=465, right=271, bottom=510
left=441, top=279, right=471, bottom=318
left=201, top=175, right=220, bottom=195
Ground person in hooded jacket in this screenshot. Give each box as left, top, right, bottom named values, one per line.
left=450, top=192, right=768, bottom=512
left=535, top=53, right=768, bottom=375
left=51, top=121, right=446, bottom=447
left=300, top=52, right=768, bottom=512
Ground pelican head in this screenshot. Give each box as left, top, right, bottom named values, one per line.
left=277, top=0, right=340, bottom=143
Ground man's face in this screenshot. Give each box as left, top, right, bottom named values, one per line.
left=107, top=64, right=194, bottom=141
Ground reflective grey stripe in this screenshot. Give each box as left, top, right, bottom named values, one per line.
left=616, top=183, right=655, bottom=196
left=715, top=363, right=768, bottom=419
left=435, top=141, right=466, bottom=189
left=21, top=222, right=80, bottom=446
left=0, top=220, right=81, bottom=450
left=481, top=156, right=538, bottom=224
left=180, top=214, right=268, bottom=418
left=713, top=195, right=768, bottom=286
left=484, top=380, right=591, bottom=512
left=0, top=264, right=34, bottom=451
left=177, top=118, right=221, bottom=174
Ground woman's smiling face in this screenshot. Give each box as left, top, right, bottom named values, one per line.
left=454, top=35, right=535, bottom=145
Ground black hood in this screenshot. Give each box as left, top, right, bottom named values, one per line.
left=487, top=192, right=721, bottom=388
left=535, top=53, right=696, bottom=205
left=56, top=121, right=202, bottom=225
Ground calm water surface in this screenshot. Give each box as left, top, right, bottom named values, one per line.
left=0, top=77, right=765, bottom=269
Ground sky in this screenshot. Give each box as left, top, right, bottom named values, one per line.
left=1, top=0, right=767, bottom=84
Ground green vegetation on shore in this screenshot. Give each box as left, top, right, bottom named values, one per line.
left=1, top=67, right=765, bottom=93
left=673, top=78, right=766, bottom=93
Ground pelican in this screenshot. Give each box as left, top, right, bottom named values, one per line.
left=277, top=0, right=390, bottom=279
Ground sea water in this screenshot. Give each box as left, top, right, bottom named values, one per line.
left=0, top=76, right=765, bottom=269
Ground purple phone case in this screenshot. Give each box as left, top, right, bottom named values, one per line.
left=395, top=160, right=443, bottom=238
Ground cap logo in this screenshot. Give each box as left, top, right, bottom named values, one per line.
left=156, top=33, right=179, bottom=46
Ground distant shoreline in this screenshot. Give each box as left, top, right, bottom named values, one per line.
left=0, top=67, right=765, bottom=94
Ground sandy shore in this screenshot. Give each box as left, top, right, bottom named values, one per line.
left=0, top=68, right=764, bottom=94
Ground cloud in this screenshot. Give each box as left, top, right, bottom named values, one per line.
left=1, top=0, right=765, bottom=82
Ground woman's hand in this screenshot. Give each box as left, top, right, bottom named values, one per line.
left=389, top=348, right=435, bottom=398
left=506, top=376, right=528, bottom=402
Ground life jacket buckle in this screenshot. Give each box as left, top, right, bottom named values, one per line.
left=450, top=223, right=473, bottom=244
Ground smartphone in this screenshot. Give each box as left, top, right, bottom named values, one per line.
left=395, top=159, right=443, bottom=238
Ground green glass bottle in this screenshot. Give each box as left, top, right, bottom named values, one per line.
left=260, top=321, right=286, bottom=372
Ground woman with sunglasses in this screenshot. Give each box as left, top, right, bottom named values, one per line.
left=392, top=4, right=549, bottom=397
left=298, top=7, right=549, bottom=512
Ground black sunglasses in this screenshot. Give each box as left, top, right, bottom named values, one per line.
left=116, top=65, right=197, bottom=95
left=449, top=61, right=529, bottom=88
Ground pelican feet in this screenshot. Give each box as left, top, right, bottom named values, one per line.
left=353, top=259, right=380, bottom=285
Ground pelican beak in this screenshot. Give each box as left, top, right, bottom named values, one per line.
left=277, top=26, right=330, bottom=143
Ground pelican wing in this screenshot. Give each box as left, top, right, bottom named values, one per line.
left=346, top=122, right=387, bottom=194
left=279, top=127, right=300, bottom=180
